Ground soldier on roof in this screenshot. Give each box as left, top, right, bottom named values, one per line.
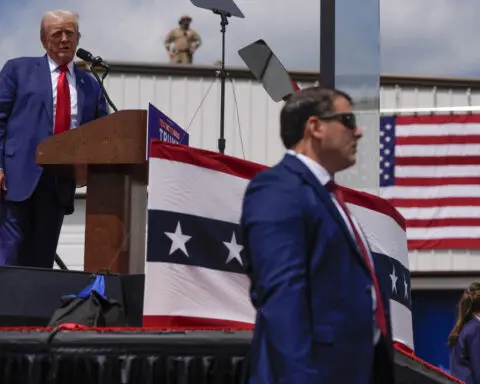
left=164, top=15, right=202, bottom=65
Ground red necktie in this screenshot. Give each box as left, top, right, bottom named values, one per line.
left=54, top=65, right=71, bottom=135
left=327, top=181, right=389, bottom=337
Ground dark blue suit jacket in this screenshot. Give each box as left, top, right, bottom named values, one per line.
left=0, top=55, right=107, bottom=210
left=450, top=318, right=480, bottom=383
left=241, top=154, right=393, bottom=384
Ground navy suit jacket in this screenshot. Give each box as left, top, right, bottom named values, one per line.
left=450, top=318, right=480, bottom=383
left=241, top=154, right=393, bottom=384
left=0, top=55, right=107, bottom=211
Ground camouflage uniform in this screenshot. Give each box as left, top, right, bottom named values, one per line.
left=164, top=15, right=202, bottom=64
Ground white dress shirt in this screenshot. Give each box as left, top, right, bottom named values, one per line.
left=287, top=150, right=381, bottom=344
left=47, top=55, right=78, bottom=131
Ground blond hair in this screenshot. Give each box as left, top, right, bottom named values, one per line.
left=40, top=10, right=79, bottom=39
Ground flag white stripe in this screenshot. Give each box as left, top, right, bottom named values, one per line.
left=396, top=123, right=480, bottom=137
left=348, top=204, right=409, bottom=269
left=390, top=300, right=414, bottom=350
left=398, top=206, right=480, bottom=220
left=380, top=185, right=480, bottom=199
left=407, top=226, right=480, bottom=240
left=148, top=158, right=248, bottom=224
left=395, top=165, right=480, bottom=178
left=395, top=144, right=480, bottom=157
left=144, top=262, right=255, bottom=324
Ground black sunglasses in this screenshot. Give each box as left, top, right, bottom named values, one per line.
left=319, top=113, right=357, bottom=130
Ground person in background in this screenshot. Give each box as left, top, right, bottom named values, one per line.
left=164, top=15, right=202, bottom=65
left=240, top=86, right=394, bottom=383
left=449, top=282, right=480, bottom=383
left=0, top=10, right=108, bottom=268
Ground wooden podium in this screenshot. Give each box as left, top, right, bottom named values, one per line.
left=36, top=110, right=148, bottom=274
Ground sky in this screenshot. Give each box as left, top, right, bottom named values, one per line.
left=0, top=0, right=478, bottom=78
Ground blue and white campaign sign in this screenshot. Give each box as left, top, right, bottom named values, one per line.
left=146, top=103, right=189, bottom=159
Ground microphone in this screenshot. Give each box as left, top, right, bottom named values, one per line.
left=76, top=48, right=118, bottom=112
left=76, top=48, right=110, bottom=68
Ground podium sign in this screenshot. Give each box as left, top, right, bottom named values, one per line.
left=147, top=104, right=189, bottom=158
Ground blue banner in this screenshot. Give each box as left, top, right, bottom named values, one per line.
left=147, top=103, right=189, bottom=158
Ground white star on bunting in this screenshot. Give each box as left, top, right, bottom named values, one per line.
left=390, top=265, right=398, bottom=293
left=404, top=275, right=409, bottom=299
left=223, top=232, right=244, bottom=266
left=164, top=221, right=191, bottom=257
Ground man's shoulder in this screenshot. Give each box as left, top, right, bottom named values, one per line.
left=242, top=161, right=306, bottom=223
left=250, top=157, right=296, bottom=183
left=246, top=158, right=300, bottom=197
left=2, top=56, right=44, bottom=70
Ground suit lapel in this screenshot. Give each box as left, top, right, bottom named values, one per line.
left=282, top=155, right=370, bottom=271
left=74, top=65, right=85, bottom=124
left=39, top=55, right=53, bottom=125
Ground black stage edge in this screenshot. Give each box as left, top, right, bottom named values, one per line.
left=0, top=266, right=144, bottom=327
left=0, top=330, right=461, bottom=384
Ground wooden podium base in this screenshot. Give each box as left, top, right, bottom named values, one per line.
left=84, top=165, right=147, bottom=274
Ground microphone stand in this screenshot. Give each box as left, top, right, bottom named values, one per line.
left=213, top=9, right=231, bottom=155
left=89, top=64, right=118, bottom=112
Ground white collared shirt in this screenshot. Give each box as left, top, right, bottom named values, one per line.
left=47, top=55, right=78, bottom=130
left=287, top=150, right=381, bottom=344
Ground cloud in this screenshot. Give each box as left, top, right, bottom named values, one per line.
left=380, top=0, right=480, bottom=76
left=0, top=0, right=478, bottom=77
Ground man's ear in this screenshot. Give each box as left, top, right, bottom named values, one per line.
left=306, top=116, right=323, bottom=140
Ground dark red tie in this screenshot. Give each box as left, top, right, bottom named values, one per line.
left=327, top=181, right=389, bottom=336
left=54, top=65, right=70, bottom=135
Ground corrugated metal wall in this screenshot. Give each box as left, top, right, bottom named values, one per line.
left=58, top=65, right=480, bottom=273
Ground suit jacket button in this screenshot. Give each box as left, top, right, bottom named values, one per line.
left=365, top=285, right=371, bottom=294
left=48, top=132, right=53, bottom=136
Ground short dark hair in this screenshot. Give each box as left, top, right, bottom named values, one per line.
left=280, top=86, right=353, bottom=149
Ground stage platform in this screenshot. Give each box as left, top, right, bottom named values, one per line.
left=0, top=266, right=462, bottom=383
left=0, top=328, right=463, bottom=384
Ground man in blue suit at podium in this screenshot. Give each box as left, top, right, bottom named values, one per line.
left=0, top=10, right=108, bottom=267
left=241, top=87, right=394, bottom=383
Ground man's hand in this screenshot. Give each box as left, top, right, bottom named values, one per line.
left=0, top=170, right=6, bottom=192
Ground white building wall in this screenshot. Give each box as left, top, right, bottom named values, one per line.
left=57, top=67, right=480, bottom=272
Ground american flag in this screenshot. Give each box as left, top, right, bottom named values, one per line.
left=379, top=114, right=480, bottom=250
left=143, top=141, right=413, bottom=351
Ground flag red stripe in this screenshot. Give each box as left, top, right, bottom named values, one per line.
left=395, top=177, right=480, bottom=186
left=150, top=141, right=268, bottom=180
left=393, top=342, right=464, bottom=383
left=408, top=238, right=480, bottom=249
left=395, top=156, right=480, bottom=166
left=396, top=114, right=480, bottom=125
left=143, top=315, right=254, bottom=330
left=396, top=135, right=480, bottom=145
left=406, top=218, right=480, bottom=228
left=387, top=197, right=480, bottom=208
